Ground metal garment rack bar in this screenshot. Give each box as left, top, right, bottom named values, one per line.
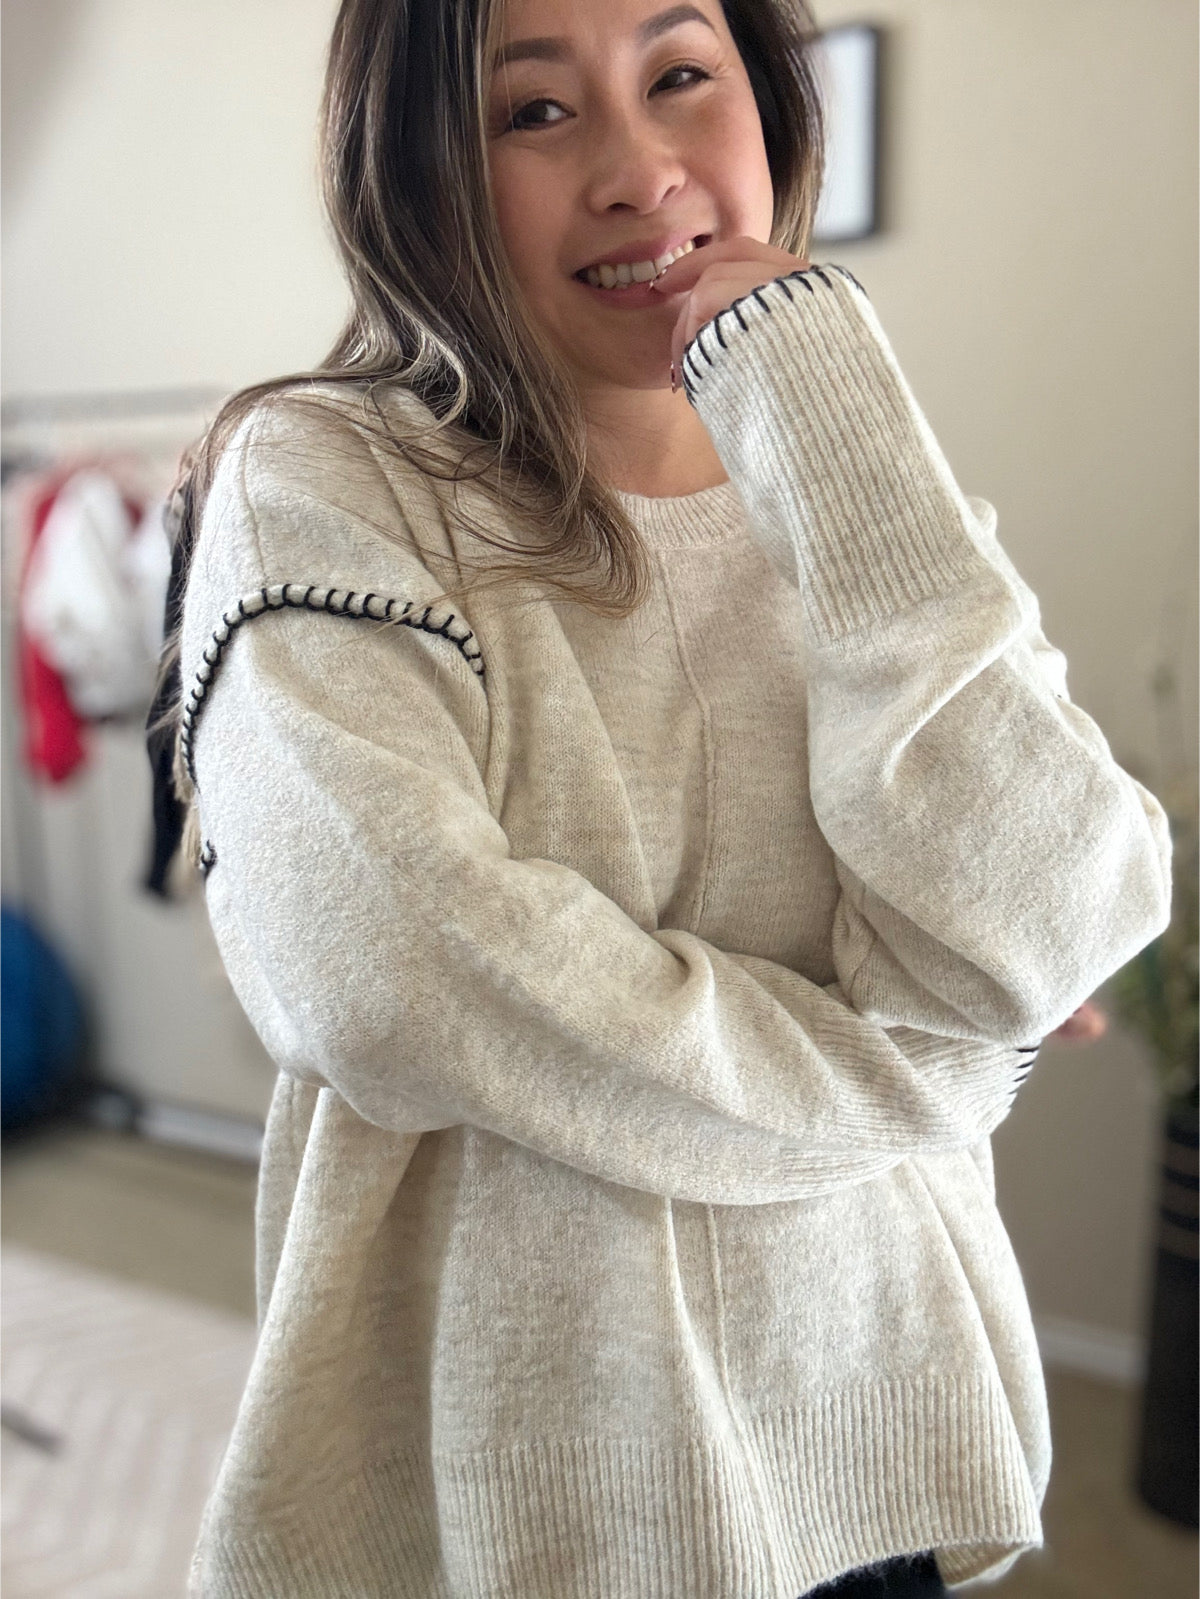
left=1, top=385, right=231, bottom=427
left=0, top=386, right=232, bottom=484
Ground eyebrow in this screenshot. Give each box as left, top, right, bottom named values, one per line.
left=492, top=4, right=717, bottom=70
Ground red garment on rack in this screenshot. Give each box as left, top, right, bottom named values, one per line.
left=17, top=469, right=144, bottom=783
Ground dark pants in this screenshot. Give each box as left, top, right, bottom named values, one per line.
left=800, top=1550, right=946, bottom=1598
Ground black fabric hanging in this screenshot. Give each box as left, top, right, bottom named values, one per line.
left=142, top=479, right=193, bottom=898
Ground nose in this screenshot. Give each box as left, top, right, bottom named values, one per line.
left=581, top=103, right=687, bottom=218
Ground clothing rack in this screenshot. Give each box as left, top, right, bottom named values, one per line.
left=0, top=385, right=231, bottom=485
left=1, top=385, right=231, bottom=427
left=2, top=380, right=270, bottom=1165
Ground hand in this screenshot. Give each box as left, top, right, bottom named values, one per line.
left=650, top=234, right=810, bottom=386
left=1048, top=999, right=1109, bottom=1044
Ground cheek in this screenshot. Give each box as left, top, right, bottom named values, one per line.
left=489, top=156, right=560, bottom=303
left=704, top=95, right=775, bottom=235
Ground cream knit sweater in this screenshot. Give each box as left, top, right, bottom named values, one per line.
left=181, top=265, right=1171, bottom=1597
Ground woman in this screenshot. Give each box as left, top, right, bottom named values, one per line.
left=156, top=0, right=1171, bottom=1593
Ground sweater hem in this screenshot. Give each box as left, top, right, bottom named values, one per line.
left=189, top=1370, right=1043, bottom=1598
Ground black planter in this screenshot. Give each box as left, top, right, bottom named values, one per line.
left=1134, top=1097, right=1199, bottom=1527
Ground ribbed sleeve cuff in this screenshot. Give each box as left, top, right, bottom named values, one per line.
left=681, top=265, right=1003, bottom=646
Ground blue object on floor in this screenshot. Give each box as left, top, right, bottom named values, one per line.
left=1, top=904, right=86, bottom=1131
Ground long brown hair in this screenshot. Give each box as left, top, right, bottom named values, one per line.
left=152, top=0, right=826, bottom=866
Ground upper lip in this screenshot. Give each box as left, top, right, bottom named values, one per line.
left=573, top=232, right=709, bottom=275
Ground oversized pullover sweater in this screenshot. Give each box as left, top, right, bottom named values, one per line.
left=180, top=264, right=1172, bottom=1598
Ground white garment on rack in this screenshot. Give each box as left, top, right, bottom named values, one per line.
left=20, top=469, right=169, bottom=718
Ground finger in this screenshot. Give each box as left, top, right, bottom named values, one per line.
left=661, top=246, right=812, bottom=386
left=651, top=234, right=800, bottom=299
left=1075, top=1001, right=1109, bottom=1040
left=668, top=260, right=799, bottom=379
left=669, top=281, right=738, bottom=383
left=1049, top=1000, right=1109, bottom=1043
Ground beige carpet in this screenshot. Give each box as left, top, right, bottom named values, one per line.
left=1, top=1243, right=255, bottom=1598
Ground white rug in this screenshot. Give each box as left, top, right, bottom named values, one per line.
left=2, top=1244, right=256, bottom=1598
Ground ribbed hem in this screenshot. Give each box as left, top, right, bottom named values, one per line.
left=614, top=478, right=748, bottom=547
left=682, top=266, right=1007, bottom=646
left=189, top=1371, right=1042, bottom=1598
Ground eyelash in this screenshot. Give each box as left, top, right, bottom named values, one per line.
left=502, top=64, right=711, bottom=133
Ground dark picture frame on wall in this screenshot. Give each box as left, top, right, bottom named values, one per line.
left=811, top=23, right=883, bottom=244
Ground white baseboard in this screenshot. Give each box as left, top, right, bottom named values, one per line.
left=1035, top=1313, right=1146, bottom=1385
left=82, top=1086, right=264, bottom=1165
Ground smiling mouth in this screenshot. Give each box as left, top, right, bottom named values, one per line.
left=574, top=234, right=712, bottom=290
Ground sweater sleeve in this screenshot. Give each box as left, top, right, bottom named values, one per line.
left=681, top=265, right=1173, bottom=1046
left=180, top=407, right=1038, bottom=1208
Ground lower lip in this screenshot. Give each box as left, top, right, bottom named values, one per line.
left=570, top=274, right=684, bottom=309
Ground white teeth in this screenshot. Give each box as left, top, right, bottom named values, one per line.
left=583, top=236, right=700, bottom=289
left=650, top=239, right=695, bottom=274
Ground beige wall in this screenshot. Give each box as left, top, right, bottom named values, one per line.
left=3, top=0, right=1196, bottom=1366
left=2, top=0, right=347, bottom=393
left=813, top=0, right=1198, bottom=1370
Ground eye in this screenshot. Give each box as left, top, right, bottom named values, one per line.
left=652, top=63, right=711, bottom=94
left=499, top=63, right=713, bottom=134
left=503, top=97, right=571, bottom=133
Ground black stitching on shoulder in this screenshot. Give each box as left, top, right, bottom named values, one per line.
left=179, top=585, right=487, bottom=791
left=712, top=315, right=728, bottom=351
left=751, top=288, right=771, bottom=314
left=199, top=840, right=218, bottom=877
left=811, top=266, right=835, bottom=290
left=730, top=299, right=749, bottom=332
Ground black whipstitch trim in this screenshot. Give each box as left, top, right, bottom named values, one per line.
left=679, top=262, right=868, bottom=403
left=1006, top=1039, right=1042, bottom=1095
left=179, top=584, right=485, bottom=790
left=199, top=840, right=217, bottom=877
left=1010, top=1043, right=1041, bottom=1099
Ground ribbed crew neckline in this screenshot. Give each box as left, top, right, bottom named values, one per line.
left=613, top=478, right=746, bottom=547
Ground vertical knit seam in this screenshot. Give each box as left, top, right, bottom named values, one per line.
left=653, top=547, right=719, bottom=932
left=704, top=1206, right=789, bottom=1595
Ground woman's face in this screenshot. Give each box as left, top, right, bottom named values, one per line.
left=485, top=0, right=775, bottom=394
